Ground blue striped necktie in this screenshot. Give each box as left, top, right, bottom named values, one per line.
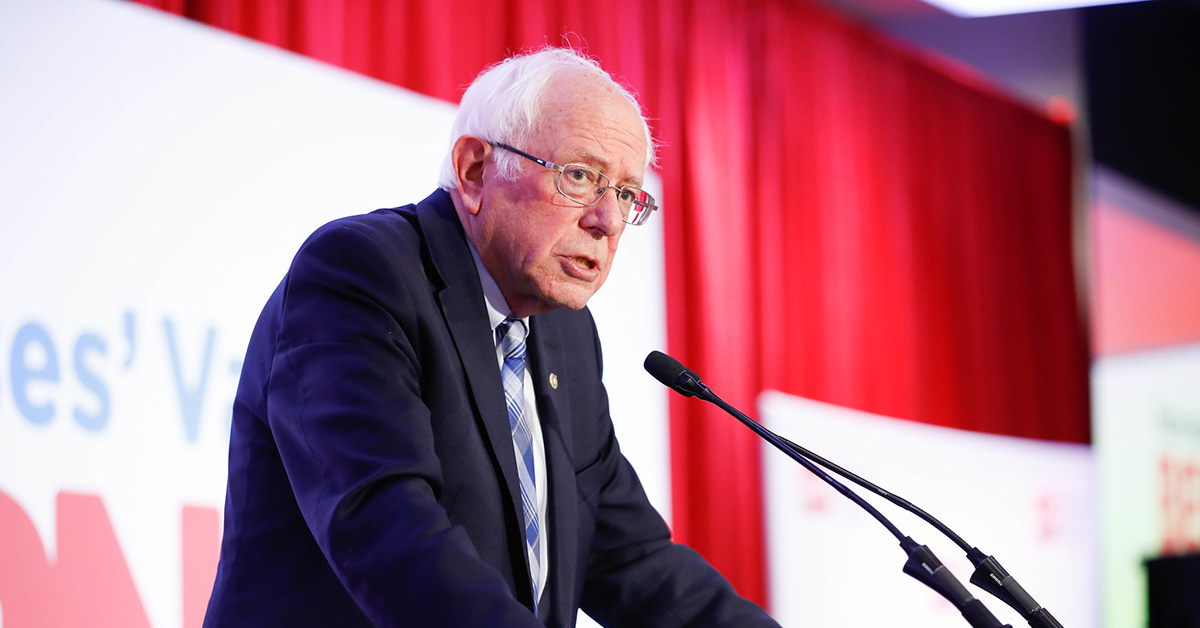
left=497, top=318, right=541, bottom=612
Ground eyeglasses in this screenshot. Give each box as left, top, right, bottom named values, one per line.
left=490, top=142, right=657, bottom=226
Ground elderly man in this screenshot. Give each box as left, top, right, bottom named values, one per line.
left=203, top=48, right=779, bottom=628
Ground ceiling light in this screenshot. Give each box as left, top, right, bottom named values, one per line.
left=922, top=0, right=1151, bottom=17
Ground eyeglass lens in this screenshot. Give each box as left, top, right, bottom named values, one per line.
left=556, top=165, right=653, bottom=225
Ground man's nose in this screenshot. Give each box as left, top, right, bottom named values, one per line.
left=581, top=188, right=625, bottom=236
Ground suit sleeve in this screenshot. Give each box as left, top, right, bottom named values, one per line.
left=576, top=320, right=782, bottom=628
left=266, top=221, right=541, bottom=628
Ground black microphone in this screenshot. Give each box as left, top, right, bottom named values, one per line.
left=645, top=350, right=1013, bottom=628
left=644, top=350, right=710, bottom=398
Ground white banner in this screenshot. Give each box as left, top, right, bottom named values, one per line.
left=0, top=1, right=667, bottom=627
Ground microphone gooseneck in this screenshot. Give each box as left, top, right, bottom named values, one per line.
left=646, top=349, right=908, bottom=541
left=765, top=436, right=1061, bottom=627
left=645, top=350, right=1015, bottom=628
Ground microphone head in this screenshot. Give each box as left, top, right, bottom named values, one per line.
left=644, top=350, right=686, bottom=386
left=644, top=350, right=701, bottom=398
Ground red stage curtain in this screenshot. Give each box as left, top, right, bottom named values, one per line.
left=132, top=0, right=1089, bottom=610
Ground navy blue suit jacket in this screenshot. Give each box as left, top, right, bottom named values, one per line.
left=203, top=190, right=777, bottom=627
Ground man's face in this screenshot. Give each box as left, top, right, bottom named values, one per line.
left=465, top=72, right=648, bottom=318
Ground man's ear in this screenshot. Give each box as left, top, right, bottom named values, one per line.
left=452, top=135, right=489, bottom=215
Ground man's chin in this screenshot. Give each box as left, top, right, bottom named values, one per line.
left=537, top=282, right=602, bottom=314
left=546, top=290, right=596, bottom=312
left=508, top=274, right=606, bottom=317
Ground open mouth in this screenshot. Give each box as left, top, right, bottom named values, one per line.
left=573, top=256, right=596, bottom=270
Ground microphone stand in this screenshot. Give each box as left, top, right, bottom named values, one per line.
left=705, top=392, right=1009, bottom=628
left=771, top=434, right=1063, bottom=628
left=671, top=366, right=1011, bottom=628
left=645, top=350, right=1062, bottom=628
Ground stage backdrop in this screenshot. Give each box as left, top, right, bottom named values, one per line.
left=129, top=0, right=1089, bottom=606
left=2, top=0, right=1089, bottom=622
left=0, top=2, right=666, bottom=627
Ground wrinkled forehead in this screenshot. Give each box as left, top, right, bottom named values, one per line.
left=532, top=74, right=649, bottom=181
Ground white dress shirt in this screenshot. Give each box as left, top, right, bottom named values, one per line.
left=468, top=243, right=549, bottom=607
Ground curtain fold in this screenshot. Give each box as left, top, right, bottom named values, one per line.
left=133, top=0, right=1089, bottom=610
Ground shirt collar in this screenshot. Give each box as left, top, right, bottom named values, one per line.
left=467, top=240, right=529, bottom=335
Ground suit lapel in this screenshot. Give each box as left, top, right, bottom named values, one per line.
left=416, top=191, right=527, bottom=563
left=528, top=314, right=578, bottom=626
left=417, top=191, right=582, bottom=621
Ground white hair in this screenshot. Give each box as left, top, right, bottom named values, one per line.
left=437, top=47, right=656, bottom=191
